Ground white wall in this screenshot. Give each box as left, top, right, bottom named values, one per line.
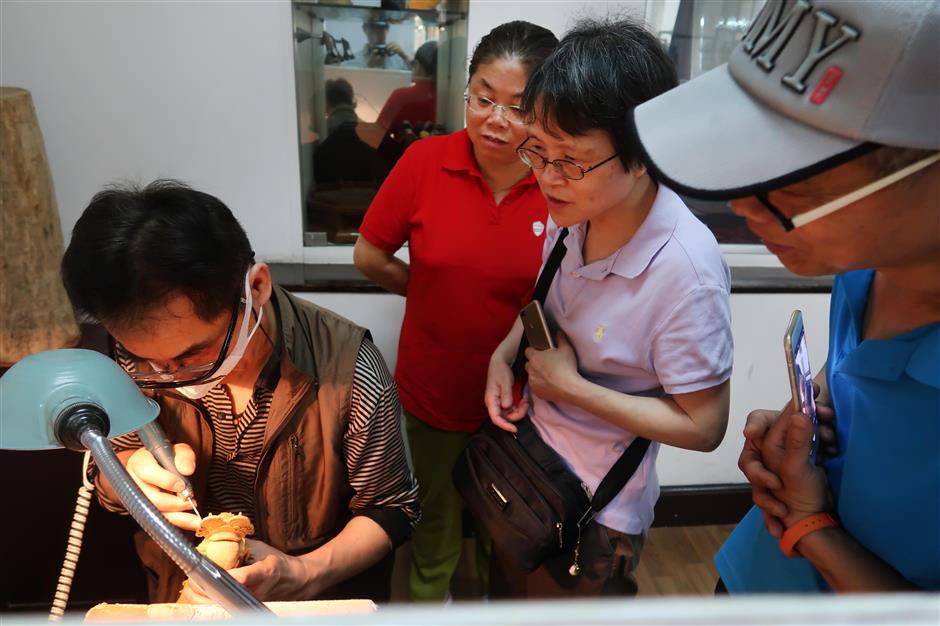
left=0, top=0, right=304, bottom=263
left=657, top=292, right=830, bottom=486
left=295, top=292, right=405, bottom=374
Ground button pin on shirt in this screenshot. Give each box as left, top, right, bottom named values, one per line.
left=532, top=220, right=545, bottom=237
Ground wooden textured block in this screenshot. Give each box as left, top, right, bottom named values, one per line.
left=0, top=87, right=80, bottom=365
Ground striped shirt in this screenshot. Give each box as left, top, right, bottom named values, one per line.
left=200, top=384, right=272, bottom=520
left=112, top=338, right=419, bottom=538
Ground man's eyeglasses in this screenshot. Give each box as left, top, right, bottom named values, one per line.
left=125, top=297, right=241, bottom=390
left=757, top=151, right=940, bottom=232
left=464, top=93, right=526, bottom=125
left=517, top=141, right=619, bottom=181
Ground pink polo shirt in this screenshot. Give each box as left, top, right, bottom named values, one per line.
left=528, top=185, right=733, bottom=535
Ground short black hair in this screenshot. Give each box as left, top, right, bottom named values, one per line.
left=325, top=78, right=355, bottom=108
left=468, top=21, right=558, bottom=81
left=414, top=40, right=438, bottom=77
left=61, top=180, right=254, bottom=329
left=522, top=18, right=678, bottom=171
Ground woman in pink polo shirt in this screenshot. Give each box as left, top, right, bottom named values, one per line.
left=485, top=18, right=733, bottom=598
left=354, top=22, right=557, bottom=602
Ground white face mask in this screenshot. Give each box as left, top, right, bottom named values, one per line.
left=789, top=151, right=940, bottom=229
left=176, top=272, right=264, bottom=400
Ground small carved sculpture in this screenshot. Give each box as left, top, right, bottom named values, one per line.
left=194, top=512, right=254, bottom=570
left=178, top=512, right=254, bottom=601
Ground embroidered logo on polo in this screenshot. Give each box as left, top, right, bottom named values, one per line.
left=593, top=324, right=605, bottom=343
left=532, top=220, right=545, bottom=237
left=741, top=0, right=860, bottom=96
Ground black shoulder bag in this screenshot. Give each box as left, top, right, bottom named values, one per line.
left=453, top=228, right=651, bottom=575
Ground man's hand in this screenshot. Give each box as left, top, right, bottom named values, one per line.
left=365, top=47, right=386, bottom=68
left=384, top=42, right=410, bottom=64
left=738, top=383, right=838, bottom=537
left=484, top=354, right=527, bottom=433
left=524, top=332, right=582, bottom=405
left=179, top=539, right=314, bottom=603
left=762, top=411, right=832, bottom=530
left=739, top=409, right=788, bottom=536
left=816, top=401, right=838, bottom=459
left=124, top=445, right=200, bottom=532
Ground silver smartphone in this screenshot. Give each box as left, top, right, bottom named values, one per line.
left=784, top=310, right=818, bottom=459
left=520, top=301, right=554, bottom=351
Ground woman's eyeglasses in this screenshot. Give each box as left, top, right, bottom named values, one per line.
left=464, top=93, right=526, bottom=125
left=517, top=142, right=619, bottom=181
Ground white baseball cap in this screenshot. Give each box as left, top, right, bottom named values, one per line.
left=630, top=0, right=939, bottom=199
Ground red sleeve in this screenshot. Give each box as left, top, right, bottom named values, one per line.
left=377, top=87, right=405, bottom=131
left=359, top=142, right=422, bottom=253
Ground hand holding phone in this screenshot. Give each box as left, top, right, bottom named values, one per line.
left=784, top=310, right=818, bottom=459
left=520, top=301, right=554, bottom=351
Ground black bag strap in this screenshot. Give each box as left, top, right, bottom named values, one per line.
left=511, top=226, right=651, bottom=523
left=590, top=437, right=651, bottom=513
left=511, top=228, right=568, bottom=372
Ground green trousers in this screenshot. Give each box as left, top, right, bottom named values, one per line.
left=405, top=410, right=491, bottom=601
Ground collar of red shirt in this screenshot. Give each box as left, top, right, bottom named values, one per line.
left=441, top=129, right=538, bottom=189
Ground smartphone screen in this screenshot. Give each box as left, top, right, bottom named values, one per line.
left=785, top=310, right=818, bottom=459
left=520, top=301, right=554, bottom=351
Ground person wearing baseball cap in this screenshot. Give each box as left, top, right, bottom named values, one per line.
left=630, top=0, right=939, bottom=592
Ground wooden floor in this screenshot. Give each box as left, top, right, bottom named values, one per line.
left=634, top=525, right=734, bottom=597
left=391, top=524, right=734, bottom=601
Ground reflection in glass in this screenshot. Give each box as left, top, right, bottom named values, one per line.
left=292, top=1, right=468, bottom=244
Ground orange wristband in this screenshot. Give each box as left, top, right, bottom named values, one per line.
left=780, top=512, right=839, bottom=558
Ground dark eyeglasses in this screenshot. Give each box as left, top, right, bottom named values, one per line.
left=755, top=151, right=940, bottom=232
left=756, top=194, right=795, bottom=232
left=126, top=297, right=241, bottom=390
left=517, top=141, right=619, bottom=181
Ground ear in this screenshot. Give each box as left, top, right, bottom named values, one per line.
left=249, top=263, right=273, bottom=309
left=631, top=162, right=648, bottom=179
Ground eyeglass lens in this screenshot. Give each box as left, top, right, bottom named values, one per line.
left=465, top=94, right=525, bottom=124
left=518, top=148, right=585, bottom=180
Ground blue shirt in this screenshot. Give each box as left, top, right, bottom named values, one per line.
left=716, top=269, right=940, bottom=591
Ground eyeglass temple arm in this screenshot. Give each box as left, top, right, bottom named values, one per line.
left=757, top=194, right=795, bottom=232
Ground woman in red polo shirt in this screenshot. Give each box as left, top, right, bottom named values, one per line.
left=354, top=21, right=557, bottom=602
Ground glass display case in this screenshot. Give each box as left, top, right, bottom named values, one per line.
left=292, top=0, right=468, bottom=245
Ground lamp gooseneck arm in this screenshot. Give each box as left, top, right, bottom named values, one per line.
left=76, top=418, right=270, bottom=615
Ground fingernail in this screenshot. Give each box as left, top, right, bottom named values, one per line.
left=174, top=481, right=185, bottom=492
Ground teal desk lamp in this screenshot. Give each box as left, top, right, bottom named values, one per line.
left=0, top=349, right=270, bottom=615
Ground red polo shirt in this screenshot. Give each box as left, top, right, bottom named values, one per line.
left=360, top=129, right=548, bottom=432
left=377, top=79, right=436, bottom=140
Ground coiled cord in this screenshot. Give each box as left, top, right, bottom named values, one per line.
left=48, top=452, right=95, bottom=622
